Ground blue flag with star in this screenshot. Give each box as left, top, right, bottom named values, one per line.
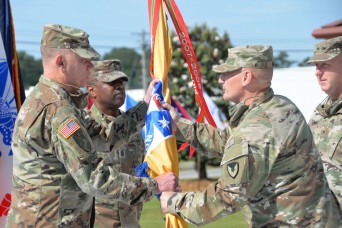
left=145, top=80, right=172, bottom=154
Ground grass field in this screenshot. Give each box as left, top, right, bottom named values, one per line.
left=140, top=198, right=248, bottom=228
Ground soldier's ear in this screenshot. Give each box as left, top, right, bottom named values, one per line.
left=86, top=85, right=96, bottom=98
left=55, top=55, right=64, bottom=68
left=241, top=69, right=252, bottom=86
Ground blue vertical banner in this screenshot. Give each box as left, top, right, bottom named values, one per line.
left=0, top=0, right=25, bottom=110
left=0, top=0, right=24, bottom=225
left=0, top=34, right=16, bottom=227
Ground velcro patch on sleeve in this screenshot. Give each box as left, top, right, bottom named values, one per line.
left=59, top=119, right=81, bottom=139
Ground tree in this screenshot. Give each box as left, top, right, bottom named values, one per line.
left=168, top=23, right=233, bottom=179
left=17, top=51, right=42, bottom=89
left=102, top=47, right=143, bottom=89
left=298, top=57, right=311, bottom=67
left=273, top=51, right=296, bottom=68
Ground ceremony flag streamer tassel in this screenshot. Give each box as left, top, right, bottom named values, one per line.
left=163, top=0, right=216, bottom=157
left=170, top=98, right=195, bottom=156
left=163, top=0, right=216, bottom=129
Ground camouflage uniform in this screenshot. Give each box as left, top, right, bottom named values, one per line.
left=309, top=98, right=342, bottom=209
left=307, top=36, right=342, bottom=209
left=167, top=46, right=342, bottom=227
left=88, top=60, right=145, bottom=228
left=89, top=105, right=145, bottom=228
left=6, top=25, right=157, bottom=227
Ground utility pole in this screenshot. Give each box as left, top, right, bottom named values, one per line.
left=140, top=30, right=148, bottom=92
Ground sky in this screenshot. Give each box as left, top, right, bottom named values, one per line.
left=10, top=0, right=342, bottom=63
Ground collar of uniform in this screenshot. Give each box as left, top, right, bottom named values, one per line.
left=39, top=75, right=72, bottom=101
left=248, top=88, right=274, bottom=110
left=229, top=88, right=274, bottom=127
left=90, top=104, right=108, bottom=124
left=316, top=96, right=342, bottom=117
left=39, top=75, right=87, bottom=109
left=89, top=104, right=123, bottom=124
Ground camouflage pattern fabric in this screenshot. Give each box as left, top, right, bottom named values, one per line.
left=170, top=89, right=342, bottom=227
left=309, top=96, right=342, bottom=209
left=90, top=59, right=128, bottom=82
left=212, top=45, right=273, bottom=73
left=88, top=104, right=145, bottom=228
left=41, top=24, right=100, bottom=60
left=6, top=76, right=157, bottom=227
left=307, top=36, right=342, bottom=63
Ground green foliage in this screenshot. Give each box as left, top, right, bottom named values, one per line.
left=273, top=51, right=296, bottom=68
left=17, top=51, right=42, bottom=89
left=169, top=23, right=232, bottom=118
left=168, top=24, right=233, bottom=176
left=18, top=48, right=145, bottom=90
left=298, top=57, right=311, bottom=67
left=102, top=47, right=144, bottom=89
left=140, top=197, right=248, bottom=228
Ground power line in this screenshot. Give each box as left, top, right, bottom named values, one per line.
left=15, top=40, right=143, bottom=51
left=15, top=40, right=313, bottom=54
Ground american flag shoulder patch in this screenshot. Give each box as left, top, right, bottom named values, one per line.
left=59, top=118, right=81, bottom=139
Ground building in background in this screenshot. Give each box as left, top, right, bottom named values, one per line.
left=312, top=19, right=342, bottom=39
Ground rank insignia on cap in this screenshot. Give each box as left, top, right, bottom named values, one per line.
left=227, top=162, right=239, bottom=178
left=59, top=119, right=80, bottom=139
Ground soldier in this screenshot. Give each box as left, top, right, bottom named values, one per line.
left=6, top=24, right=179, bottom=227
left=160, top=45, right=342, bottom=227
left=307, top=36, right=342, bottom=209
left=86, top=59, right=145, bottom=227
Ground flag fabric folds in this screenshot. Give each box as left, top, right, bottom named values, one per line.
left=171, top=94, right=229, bottom=157
left=121, top=94, right=138, bottom=112
left=0, top=0, right=23, bottom=226
left=0, top=0, right=25, bottom=110
left=203, top=91, right=229, bottom=129
left=143, top=0, right=187, bottom=227
left=171, top=97, right=196, bottom=157
left=163, top=0, right=216, bottom=128
left=144, top=81, right=175, bottom=174
left=0, top=35, right=16, bottom=225
left=170, top=98, right=193, bottom=122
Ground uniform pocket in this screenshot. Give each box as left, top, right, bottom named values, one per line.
left=220, top=137, right=249, bottom=185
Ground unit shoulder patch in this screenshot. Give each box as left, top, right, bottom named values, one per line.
left=72, top=130, right=92, bottom=152
left=227, top=162, right=239, bottom=178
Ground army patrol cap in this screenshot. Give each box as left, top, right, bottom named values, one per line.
left=307, top=36, right=342, bottom=63
left=213, top=45, right=273, bottom=73
left=90, top=59, right=128, bottom=82
left=41, top=24, right=100, bottom=60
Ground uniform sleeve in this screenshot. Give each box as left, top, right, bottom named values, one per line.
left=167, top=124, right=277, bottom=225
left=104, top=101, right=147, bottom=151
left=166, top=182, right=241, bottom=226
left=175, top=118, right=231, bottom=158
left=52, top=108, right=157, bottom=206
